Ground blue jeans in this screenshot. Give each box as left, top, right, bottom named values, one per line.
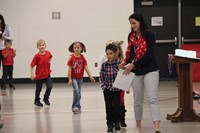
left=72, top=78, right=83, bottom=110
left=35, top=75, right=53, bottom=102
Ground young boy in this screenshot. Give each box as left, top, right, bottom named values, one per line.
left=30, top=39, right=53, bottom=107
left=99, top=43, right=121, bottom=133
left=1, top=39, right=16, bottom=90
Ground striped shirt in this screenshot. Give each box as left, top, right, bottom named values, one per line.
left=99, top=60, right=120, bottom=91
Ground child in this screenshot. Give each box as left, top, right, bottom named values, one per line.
left=30, top=39, right=53, bottom=107
left=100, top=40, right=128, bottom=128
left=1, top=39, right=16, bottom=90
left=99, top=43, right=121, bottom=132
left=67, top=41, right=95, bottom=114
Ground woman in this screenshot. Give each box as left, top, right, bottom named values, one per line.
left=119, top=13, right=161, bottom=133
left=0, top=14, right=13, bottom=69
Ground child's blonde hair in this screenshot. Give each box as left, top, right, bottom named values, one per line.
left=106, top=40, right=124, bottom=61
left=36, top=39, right=46, bottom=48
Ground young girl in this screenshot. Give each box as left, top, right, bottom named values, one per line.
left=67, top=41, right=96, bottom=114
left=114, top=41, right=129, bottom=128
left=30, top=39, right=53, bottom=107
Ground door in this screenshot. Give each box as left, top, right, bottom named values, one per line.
left=181, top=0, right=200, bottom=44
left=134, top=0, right=178, bottom=80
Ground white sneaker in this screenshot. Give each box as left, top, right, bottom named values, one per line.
left=72, top=107, right=80, bottom=114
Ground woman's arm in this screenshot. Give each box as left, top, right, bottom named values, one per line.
left=3, top=25, right=13, bottom=40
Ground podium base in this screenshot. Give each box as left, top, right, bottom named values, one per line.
left=166, top=108, right=200, bottom=123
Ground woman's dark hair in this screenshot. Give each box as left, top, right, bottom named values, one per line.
left=0, top=14, right=6, bottom=37
left=105, top=43, right=118, bottom=53
left=68, top=41, right=86, bottom=53
left=129, top=13, right=149, bottom=38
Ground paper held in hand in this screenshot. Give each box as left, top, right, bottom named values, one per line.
left=113, top=69, right=135, bottom=91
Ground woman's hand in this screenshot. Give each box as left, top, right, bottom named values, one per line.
left=123, top=63, right=134, bottom=75
left=119, top=61, right=126, bottom=69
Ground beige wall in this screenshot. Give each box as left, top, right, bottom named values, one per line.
left=0, top=0, right=133, bottom=78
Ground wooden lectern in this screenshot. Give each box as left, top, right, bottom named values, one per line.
left=166, top=55, right=200, bottom=122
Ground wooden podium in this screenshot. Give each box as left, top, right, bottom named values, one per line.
left=166, top=55, right=200, bottom=122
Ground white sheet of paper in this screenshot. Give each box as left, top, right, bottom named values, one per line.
left=113, top=69, right=135, bottom=91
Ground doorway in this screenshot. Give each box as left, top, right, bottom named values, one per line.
left=134, top=0, right=200, bottom=80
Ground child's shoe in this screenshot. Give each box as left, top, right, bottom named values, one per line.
left=34, top=101, right=43, bottom=107
left=0, top=119, right=3, bottom=129
left=9, top=85, right=16, bottom=89
left=1, top=85, right=6, bottom=90
left=107, top=124, right=113, bottom=133
left=43, top=99, right=50, bottom=106
left=72, top=107, right=81, bottom=114
left=155, top=130, right=161, bottom=133
left=114, top=122, right=121, bottom=131
left=120, top=122, right=127, bottom=127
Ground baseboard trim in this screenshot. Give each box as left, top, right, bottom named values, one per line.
left=12, top=77, right=100, bottom=84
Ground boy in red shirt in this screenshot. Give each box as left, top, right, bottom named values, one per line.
left=30, top=39, right=53, bottom=107
left=1, top=39, right=16, bottom=89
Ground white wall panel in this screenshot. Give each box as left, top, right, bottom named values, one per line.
left=0, top=0, right=133, bottom=78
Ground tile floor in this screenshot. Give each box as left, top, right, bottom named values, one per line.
left=0, top=81, right=200, bottom=133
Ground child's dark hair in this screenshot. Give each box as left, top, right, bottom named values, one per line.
left=68, top=41, right=86, bottom=53
left=4, top=39, right=12, bottom=45
left=105, top=43, right=118, bottom=53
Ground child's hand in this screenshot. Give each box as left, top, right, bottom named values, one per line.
left=13, top=49, right=16, bottom=57
left=90, top=77, right=96, bottom=83
left=30, top=75, right=35, bottom=80
left=68, top=79, right=72, bottom=86
left=4, top=52, right=8, bottom=57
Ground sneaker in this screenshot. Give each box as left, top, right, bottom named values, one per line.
left=120, top=122, right=127, bottom=127
left=34, top=101, right=43, bottom=107
left=72, top=107, right=81, bottom=114
left=43, top=99, right=50, bottom=106
left=114, top=122, right=121, bottom=131
left=107, top=124, right=113, bottom=133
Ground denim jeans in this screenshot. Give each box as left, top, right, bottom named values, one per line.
left=35, top=75, right=53, bottom=102
left=72, top=78, right=83, bottom=110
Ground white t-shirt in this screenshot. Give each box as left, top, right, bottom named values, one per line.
left=0, top=24, right=13, bottom=50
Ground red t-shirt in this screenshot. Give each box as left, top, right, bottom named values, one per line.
left=31, top=50, right=52, bottom=80
left=2, top=48, right=15, bottom=65
left=67, top=54, right=87, bottom=78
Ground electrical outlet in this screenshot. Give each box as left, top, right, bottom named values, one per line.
left=95, top=62, right=98, bottom=67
